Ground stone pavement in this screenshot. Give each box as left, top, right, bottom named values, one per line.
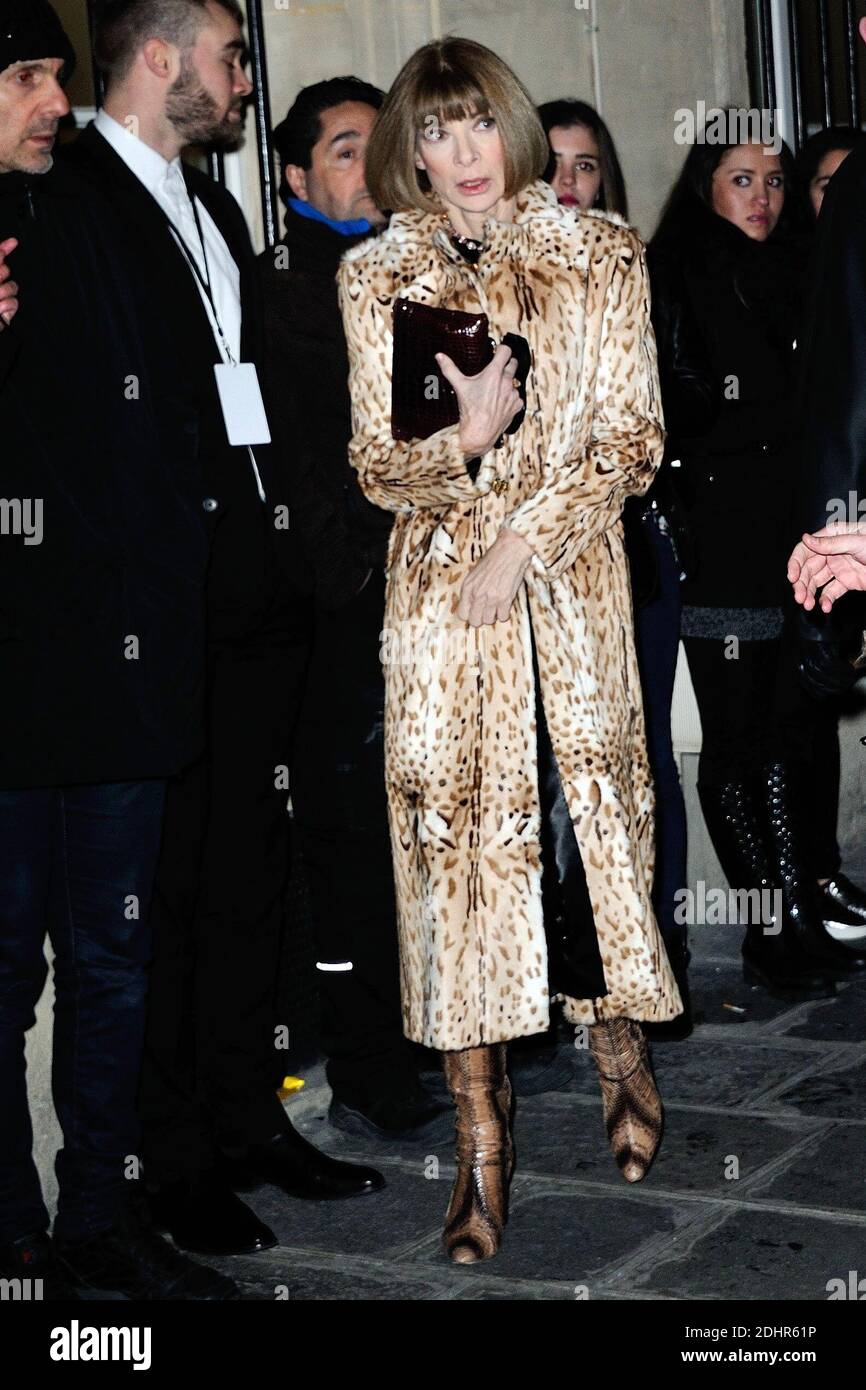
left=198, top=921, right=866, bottom=1302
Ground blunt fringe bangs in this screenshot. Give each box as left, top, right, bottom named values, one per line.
left=365, top=37, right=549, bottom=214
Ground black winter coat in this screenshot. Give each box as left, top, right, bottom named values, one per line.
left=798, top=140, right=866, bottom=534
left=652, top=202, right=804, bottom=611
left=792, top=138, right=866, bottom=677
left=624, top=241, right=717, bottom=606
left=64, top=126, right=291, bottom=643
left=257, top=205, right=392, bottom=611
left=0, top=164, right=207, bottom=789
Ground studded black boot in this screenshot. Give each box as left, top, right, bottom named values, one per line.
left=762, top=761, right=866, bottom=981
left=698, top=781, right=835, bottom=999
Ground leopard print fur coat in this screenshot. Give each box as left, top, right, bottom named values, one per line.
left=338, top=178, right=682, bottom=1050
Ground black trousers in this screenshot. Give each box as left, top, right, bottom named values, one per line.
left=531, top=614, right=608, bottom=1002
left=291, top=571, right=417, bottom=1105
left=683, top=616, right=841, bottom=876
left=139, top=601, right=310, bottom=1183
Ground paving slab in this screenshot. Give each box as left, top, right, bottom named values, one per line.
left=770, top=1056, right=866, bottom=1120
left=568, top=1034, right=815, bottom=1109
left=686, top=959, right=816, bottom=1028
left=748, top=1123, right=866, bottom=1214
left=246, top=1158, right=450, bottom=1258
left=196, top=1253, right=452, bottom=1301
left=509, top=1092, right=817, bottom=1197
left=639, top=1206, right=866, bottom=1301
left=780, top=982, right=866, bottom=1041
left=186, top=956, right=866, bottom=1302
left=406, top=1183, right=693, bottom=1287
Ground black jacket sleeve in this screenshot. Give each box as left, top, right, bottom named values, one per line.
left=647, top=242, right=717, bottom=441
left=797, top=143, right=866, bottom=535
left=0, top=318, right=20, bottom=388
left=794, top=146, right=866, bottom=673
left=260, top=264, right=390, bottom=611
left=623, top=243, right=717, bottom=605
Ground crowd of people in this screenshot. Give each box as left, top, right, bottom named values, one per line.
left=1, top=0, right=865, bottom=1294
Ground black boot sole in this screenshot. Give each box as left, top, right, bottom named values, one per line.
left=149, top=1224, right=278, bottom=1257
left=226, top=1161, right=386, bottom=1201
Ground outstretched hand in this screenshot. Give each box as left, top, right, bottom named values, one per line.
left=788, top=522, right=866, bottom=612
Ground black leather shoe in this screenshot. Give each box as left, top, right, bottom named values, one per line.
left=742, top=931, right=837, bottom=999
left=818, top=874, right=866, bottom=930
left=147, top=1173, right=277, bottom=1256
left=0, top=1232, right=78, bottom=1300
left=328, top=1086, right=452, bottom=1142
left=55, top=1204, right=239, bottom=1300
left=226, top=1122, right=385, bottom=1200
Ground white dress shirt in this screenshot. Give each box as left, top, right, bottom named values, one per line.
left=95, top=109, right=242, bottom=363
left=94, top=109, right=265, bottom=500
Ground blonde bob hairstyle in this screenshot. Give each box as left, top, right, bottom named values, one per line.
left=365, top=37, right=549, bottom=214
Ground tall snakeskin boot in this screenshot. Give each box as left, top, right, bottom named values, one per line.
left=441, top=1044, right=513, bottom=1264
left=588, top=1018, right=662, bottom=1183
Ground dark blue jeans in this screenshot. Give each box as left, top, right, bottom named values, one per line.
left=0, top=780, right=165, bottom=1244
left=633, top=513, right=688, bottom=960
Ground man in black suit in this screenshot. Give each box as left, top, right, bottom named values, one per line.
left=0, top=0, right=235, bottom=1299
left=66, top=0, right=383, bottom=1259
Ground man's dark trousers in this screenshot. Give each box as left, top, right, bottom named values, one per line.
left=139, top=594, right=310, bottom=1183
left=0, top=780, right=166, bottom=1244
left=292, top=570, right=408, bottom=1106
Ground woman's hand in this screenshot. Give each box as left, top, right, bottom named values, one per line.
left=458, top=525, right=533, bottom=626
left=789, top=522, right=866, bottom=612
left=436, top=343, right=521, bottom=457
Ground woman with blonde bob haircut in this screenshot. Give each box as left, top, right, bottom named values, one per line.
left=339, top=37, right=681, bottom=1265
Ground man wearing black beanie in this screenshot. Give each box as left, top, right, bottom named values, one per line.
left=0, top=0, right=236, bottom=1299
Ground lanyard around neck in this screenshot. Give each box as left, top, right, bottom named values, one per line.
left=162, top=182, right=236, bottom=364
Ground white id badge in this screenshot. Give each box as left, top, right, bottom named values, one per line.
left=214, top=362, right=272, bottom=446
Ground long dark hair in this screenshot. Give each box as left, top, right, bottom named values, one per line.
left=651, top=114, right=804, bottom=364
left=537, top=98, right=628, bottom=219
left=653, top=113, right=797, bottom=250
left=795, top=125, right=866, bottom=222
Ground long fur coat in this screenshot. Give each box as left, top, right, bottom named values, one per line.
left=338, top=179, right=682, bottom=1050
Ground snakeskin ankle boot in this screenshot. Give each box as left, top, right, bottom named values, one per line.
left=441, top=1043, right=513, bottom=1264
left=588, top=1018, right=662, bottom=1182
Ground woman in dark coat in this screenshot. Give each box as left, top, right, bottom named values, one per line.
left=652, top=122, right=866, bottom=998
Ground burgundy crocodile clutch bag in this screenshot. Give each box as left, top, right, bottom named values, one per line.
left=390, top=298, right=493, bottom=441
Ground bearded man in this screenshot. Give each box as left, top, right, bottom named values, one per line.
left=64, top=0, right=383, bottom=1263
